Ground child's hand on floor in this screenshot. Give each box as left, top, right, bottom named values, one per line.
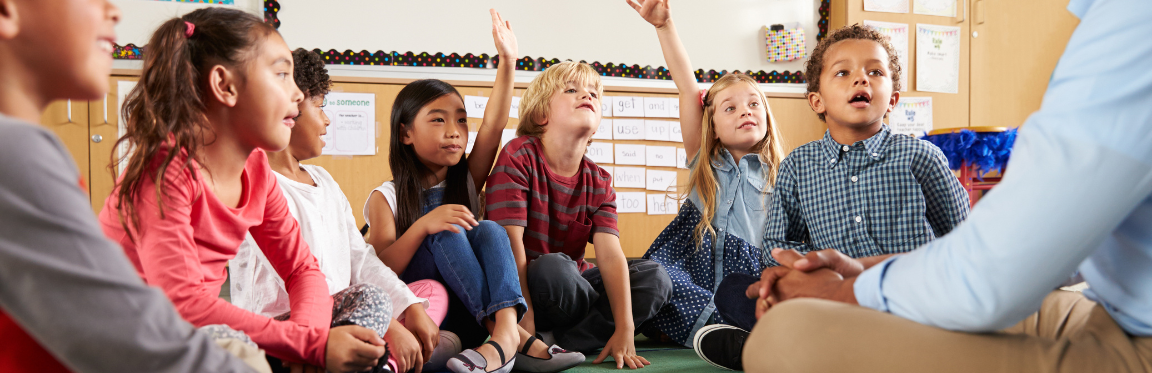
left=327, top=325, right=387, bottom=372
left=626, top=0, right=671, bottom=29
left=403, top=304, right=441, bottom=363
left=386, top=319, right=424, bottom=373
left=417, top=205, right=479, bottom=235
left=490, top=9, right=518, bottom=62
left=594, top=331, right=652, bottom=369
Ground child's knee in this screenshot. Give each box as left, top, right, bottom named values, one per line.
left=471, top=220, right=508, bottom=240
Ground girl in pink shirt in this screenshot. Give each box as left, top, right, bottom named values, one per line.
left=98, top=8, right=390, bottom=372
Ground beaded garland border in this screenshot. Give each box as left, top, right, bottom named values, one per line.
left=115, top=0, right=831, bottom=84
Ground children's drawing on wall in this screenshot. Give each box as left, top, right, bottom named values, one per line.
left=889, top=97, right=933, bottom=136
left=916, top=24, right=960, bottom=94
left=865, top=0, right=909, bottom=13
left=864, top=20, right=909, bottom=91
left=321, top=92, right=377, bottom=156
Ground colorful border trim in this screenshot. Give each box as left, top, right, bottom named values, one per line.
left=116, top=0, right=830, bottom=84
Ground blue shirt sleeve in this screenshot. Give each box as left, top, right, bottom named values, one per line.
left=763, top=155, right=814, bottom=264
left=854, top=0, right=1152, bottom=332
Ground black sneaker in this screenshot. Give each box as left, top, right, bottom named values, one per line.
left=692, top=324, right=748, bottom=371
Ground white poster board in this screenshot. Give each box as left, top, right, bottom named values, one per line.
left=321, top=92, right=377, bottom=156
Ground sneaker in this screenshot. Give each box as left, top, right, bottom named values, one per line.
left=692, top=324, right=748, bottom=371
left=425, top=330, right=463, bottom=371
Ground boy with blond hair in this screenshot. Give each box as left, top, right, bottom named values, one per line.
left=486, top=61, right=672, bottom=369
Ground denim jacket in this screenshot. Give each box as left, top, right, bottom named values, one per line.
left=687, top=148, right=773, bottom=252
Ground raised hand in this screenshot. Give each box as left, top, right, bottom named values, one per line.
left=490, top=9, right=518, bottom=61
left=625, top=0, right=671, bottom=29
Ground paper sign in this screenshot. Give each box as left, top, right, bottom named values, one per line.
left=614, top=144, right=646, bottom=165
left=669, top=123, right=684, bottom=142
left=613, top=96, right=645, bottom=117
left=466, top=131, right=478, bottom=153
left=509, top=96, right=522, bottom=119
left=865, top=0, right=909, bottom=13
left=321, top=92, right=377, bottom=156
left=601, top=97, right=614, bottom=118
left=616, top=192, right=647, bottom=213
left=916, top=24, right=961, bottom=94
left=501, top=129, right=517, bottom=147
left=646, top=146, right=677, bottom=167
left=889, top=97, right=933, bottom=136
left=464, top=95, right=488, bottom=119
left=613, top=119, right=645, bottom=140
left=645, top=120, right=672, bottom=142
left=864, top=21, right=910, bottom=92
left=600, top=166, right=614, bottom=186
left=592, top=119, right=613, bottom=140
left=677, top=148, right=688, bottom=169
left=613, top=167, right=647, bottom=188
left=585, top=142, right=614, bottom=164
left=646, top=170, right=677, bottom=192
left=668, top=99, right=680, bottom=118
left=647, top=194, right=679, bottom=215
left=914, top=0, right=956, bottom=17
left=644, top=97, right=670, bottom=118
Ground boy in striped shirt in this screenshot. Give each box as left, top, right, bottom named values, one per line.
left=486, top=61, right=672, bottom=369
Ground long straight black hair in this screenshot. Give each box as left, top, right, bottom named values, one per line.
left=389, top=79, right=475, bottom=236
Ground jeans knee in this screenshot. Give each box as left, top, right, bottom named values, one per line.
left=472, top=220, right=507, bottom=240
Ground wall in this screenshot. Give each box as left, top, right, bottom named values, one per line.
left=111, top=0, right=821, bottom=75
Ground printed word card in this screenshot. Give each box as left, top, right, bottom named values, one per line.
left=677, top=148, right=689, bottom=169
left=670, top=123, right=684, bottom=142
left=592, top=119, right=613, bottom=140
left=645, top=120, right=672, bottom=142
left=466, top=131, right=478, bottom=154
left=614, top=144, right=646, bottom=165
left=647, top=194, right=679, bottom=215
left=668, top=98, right=680, bottom=118
left=646, top=170, right=677, bottom=192
left=613, top=96, right=646, bottom=117
left=646, top=146, right=677, bottom=167
left=612, top=167, right=647, bottom=189
left=600, top=166, right=614, bottom=186
left=509, top=96, right=522, bottom=119
left=585, top=142, right=614, bottom=164
left=501, top=129, right=517, bottom=147
left=613, top=119, right=645, bottom=140
left=616, top=192, right=647, bottom=213
left=601, top=97, right=613, bottom=118
left=321, top=92, right=377, bottom=156
left=464, top=95, right=488, bottom=119
left=644, top=97, right=670, bottom=118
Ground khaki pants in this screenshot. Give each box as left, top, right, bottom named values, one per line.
left=744, top=291, right=1152, bottom=373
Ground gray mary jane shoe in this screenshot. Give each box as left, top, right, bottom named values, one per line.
left=446, top=340, right=515, bottom=373
left=512, top=335, right=585, bottom=373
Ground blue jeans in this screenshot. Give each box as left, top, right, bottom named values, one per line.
left=401, top=221, right=525, bottom=326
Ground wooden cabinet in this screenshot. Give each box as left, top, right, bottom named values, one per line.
left=832, top=0, right=1078, bottom=130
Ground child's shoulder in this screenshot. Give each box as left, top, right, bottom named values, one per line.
left=885, top=133, right=948, bottom=159
left=781, top=138, right=830, bottom=165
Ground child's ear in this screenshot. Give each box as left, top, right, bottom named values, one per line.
left=887, top=91, right=901, bottom=113
left=207, top=65, right=239, bottom=107
left=807, top=91, right=826, bottom=117
left=0, top=0, right=20, bottom=40
left=535, top=112, right=549, bottom=126
left=401, top=124, right=415, bottom=145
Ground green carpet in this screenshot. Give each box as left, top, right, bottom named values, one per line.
left=561, top=336, right=728, bottom=373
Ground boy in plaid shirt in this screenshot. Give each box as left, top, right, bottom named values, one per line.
left=695, top=24, right=970, bottom=371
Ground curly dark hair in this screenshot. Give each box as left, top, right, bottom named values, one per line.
left=292, top=48, right=331, bottom=99
left=804, top=24, right=902, bottom=121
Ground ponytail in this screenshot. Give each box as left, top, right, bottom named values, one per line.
left=112, top=8, right=276, bottom=235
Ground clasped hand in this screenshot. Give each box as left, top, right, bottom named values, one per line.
left=745, top=249, right=862, bottom=319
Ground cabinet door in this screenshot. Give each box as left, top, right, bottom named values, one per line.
left=42, top=100, right=91, bottom=200
left=89, top=76, right=138, bottom=214
left=835, top=0, right=972, bottom=130
left=968, top=0, right=1078, bottom=129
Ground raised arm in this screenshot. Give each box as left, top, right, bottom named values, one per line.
left=468, top=9, right=518, bottom=190
left=627, top=0, right=704, bottom=157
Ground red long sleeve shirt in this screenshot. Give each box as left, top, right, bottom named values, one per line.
left=98, top=147, right=332, bottom=366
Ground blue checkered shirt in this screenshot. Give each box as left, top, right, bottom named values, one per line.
left=763, top=125, right=969, bottom=265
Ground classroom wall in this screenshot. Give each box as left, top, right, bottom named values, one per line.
left=110, top=0, right=821, bottom=74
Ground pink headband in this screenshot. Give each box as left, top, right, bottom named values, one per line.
left=698, top=88, right=708, bottom=107
left=184, top=21, right=195, bottom=37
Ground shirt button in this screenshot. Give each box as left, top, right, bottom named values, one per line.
left=851, top=176, right=858, bottom=182
left=830, top=159, right=836, bottom=164
left=871, top=153, right=879, bottom=157
left=854, top=216, right=862, bottom=223
left=842, top=145, right=850, bottom=151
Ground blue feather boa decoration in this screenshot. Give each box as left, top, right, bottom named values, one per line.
left=921, top=129, right=1018, bottom=175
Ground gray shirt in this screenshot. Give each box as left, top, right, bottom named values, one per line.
left=0, top=115, right=255, bottom=373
